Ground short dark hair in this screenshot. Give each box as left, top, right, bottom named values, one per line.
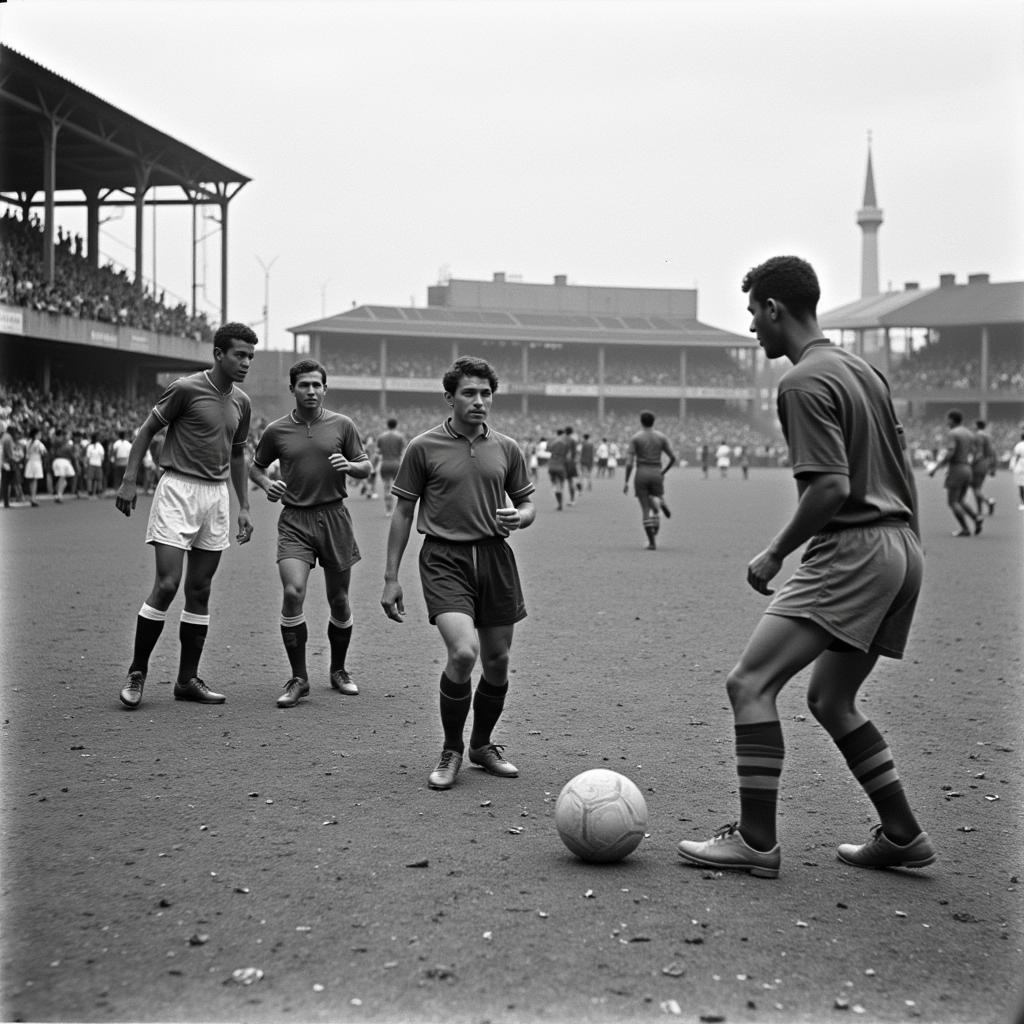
left=213, top=322, right=259, bottom=353
left=640, top=410, right=655, bottom=428
left=947, top=409, right=964, bottom=425
left=386, top=417, right=398, bottom=429
left=975, top=419, right=986, bottom=429
left=443, top=355, right=498, bottom=396
left=742, top=255, right=820, bottom=318
left=289, top=359, right=327, bottom=387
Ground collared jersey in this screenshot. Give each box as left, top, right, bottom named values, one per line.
left=777, top=340, right=914, bottom=529
left=253, top=409, right=368, bottom=507
left=628, top=428, right=675, bottom=466
left=391, top=420, right=535, bottom=542
left=153, top=370, right=251, bottom=481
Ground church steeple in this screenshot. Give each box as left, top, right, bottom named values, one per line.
left=856, top=133, right=884, bottom=297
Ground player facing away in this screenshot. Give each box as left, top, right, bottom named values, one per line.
left=249, top=359, right=371, bottom=708
left=115, top=322, right=258, bottom=709
left=927, top=408, right=982, bottom=536
left=380, top=355, right=536, bottom=790
left=677, top=256, right=934, bottom=878
left=622, top=410, right=677, bottom=549
left=375, top=417, right=408, bottom=517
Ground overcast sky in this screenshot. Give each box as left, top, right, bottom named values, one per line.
left=2, top=0, right=1022, bottom=348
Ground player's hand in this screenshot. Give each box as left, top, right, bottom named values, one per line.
left=114, top=480, right=138, bottom=517
left=328, top=453, right=351, bottom=473
left=265, top=480, right=287, bottom=503
left=495, top=506, right=520, bottom=535
left=622, top=484, right=628, bottom=494
left=746, top=547, right=781, bottom=596
left=380, top=581, right=405, bottom=622
left=236, top=509, right=254, bottom=544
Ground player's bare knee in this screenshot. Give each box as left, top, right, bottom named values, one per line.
left=447, top=641, right=479, bottom=677
left=283, top=581, right=306, bottom=608
left=481, top=649, right=510, bottom=680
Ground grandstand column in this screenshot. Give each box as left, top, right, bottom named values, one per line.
left=85, top=189, right=100, bottom=269
left=380, top=337, right=388, bottom=416
left=678, top=348, right=687, bottom=420
left=880, top=327, right=891, bottom=378
left=521, top=343, right=530, bottom=416
left=597, top=345, right=605, bottom=421
left=132, top=166, right=153, bottom=293
left=219, top=197, right=229, bottom=325
left=40, top=115, right=58, bottom=283
left=979, top=326, right=989, bottom=420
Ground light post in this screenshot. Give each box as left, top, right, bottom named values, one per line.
left=256, top=254, right=279, bottom=346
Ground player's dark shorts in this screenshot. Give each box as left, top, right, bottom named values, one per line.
left=418, top=535, right=526, bottom=627
left=276, top=500, right=361, bottom=571
left=766, top=519, right=922, bottom=659
left=548, top=467, right=566, bottom=486
left=970, top=463, right=990, bottom=488
left=943, top=463, right=971, bottom=493
left=632, top=465, right=664, bottom=499
left=379, top=460, right=401, bottom=481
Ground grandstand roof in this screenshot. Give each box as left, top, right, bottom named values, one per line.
left=0, top=45, right=249, bottom=201
left=291, top=303, right=754, bottom=349
left=821, top=277, right=1024, bottom=330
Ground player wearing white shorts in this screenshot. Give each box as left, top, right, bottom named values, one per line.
left=114, top=322, right=258, bottom=709
left=250, top=359, right=371, bottom=708
left=677, top=256, right=934, bottom=879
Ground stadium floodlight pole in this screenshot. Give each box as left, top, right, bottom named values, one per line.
left=256, top=254, right=279, bottom=347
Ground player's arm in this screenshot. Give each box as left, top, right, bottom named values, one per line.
left=230, top=445, right=254, bottom=543
left=622, top=442, right=635, bottom=491
left=661, top=440, right=678, bottom=475
left=249, top=460, right=287, bottom=502
left=747, top=471, right=849, bottom=595
left=114, top=412, right=162, bottom=516
left=381, top=496, right=416, bottom=622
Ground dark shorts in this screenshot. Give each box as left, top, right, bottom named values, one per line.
left=548, top=467, right=566, bottom=485
left=943, top=463, right=972, bottom=493
left=379, top=460, right=401, bottom=481
left=633, top=465, right=664, bottom=500
left=970, top=465, right=990, bottom=488
left=766, top=521, right=922, bottom=659
left=418, top=536, right=526, bottom=627
left=277, top=501, right=361, bottom=572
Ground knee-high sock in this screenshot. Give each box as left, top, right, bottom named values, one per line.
left=177, top=610, right=209, bottom=683
left=130, top=603, right=166, bottom=675
left=280, top=614, right=308, bottom=680
left=439, top=672, right=472, bottom=753
left=736, top=720, right=785, bottom=851
left=328, top=615, right=353, bottom=672
left=469, top=677, right=508, bottom=749
left=835, top=721, right=920, bottom=842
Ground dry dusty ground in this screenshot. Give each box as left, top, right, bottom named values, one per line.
left=1, top=466, right=1021, bottom=1024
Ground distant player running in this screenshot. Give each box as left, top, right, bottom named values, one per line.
left=115, top=322, right=257, bottom=709
left=622, top=410, right=677, bottom=549
left=677, top=256, right=934, bottom=878
left=375, top=417, right=408, bottom=517
left=249, top=359, right=371, bottom=708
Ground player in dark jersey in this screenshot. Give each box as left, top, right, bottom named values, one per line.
left=928, top=409, right=982, bottom=536
left=969, top=418, right=996, bottom=518
left=375, top=417, right=408, bottom=517
left=677, top=256, right=934, bottom=878
left=380, top=355, right=536, bottom=791
left=115, top=322, right=257, bottom=709
left=622, top=411, right=677, bottom=549
left=250, top=360, right=370, bottom=708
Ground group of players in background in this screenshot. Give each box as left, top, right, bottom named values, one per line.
left=107, top=253, right=1024, bottom=877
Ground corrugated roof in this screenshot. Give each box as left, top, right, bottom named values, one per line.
left=820, top=289, right=934, bottom=330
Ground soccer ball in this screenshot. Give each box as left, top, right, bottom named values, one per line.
left=554, top=769, right=648, bottom=863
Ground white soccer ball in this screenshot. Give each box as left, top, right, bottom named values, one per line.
left=554, top=769, right=648, bottom=863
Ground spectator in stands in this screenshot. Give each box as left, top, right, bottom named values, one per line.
left=85, top=431, right=105, bottom=497
left=110, top=429, right=132, bottom=489
left=23, top=426, right=46, bottom=507
left=51, top=428, right=77, bottom=502
left=1, top=421, right=14, bottom=508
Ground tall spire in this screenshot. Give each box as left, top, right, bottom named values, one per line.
left=857, top=132, right=883, bottom=297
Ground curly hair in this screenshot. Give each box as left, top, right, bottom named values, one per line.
left=741, top=256, right=820, bottom=318
left=443, top=355, right=499, bottom=396
left=288, top=358, right=327, bottom=387
left=213, top=321, right=259, bottom=353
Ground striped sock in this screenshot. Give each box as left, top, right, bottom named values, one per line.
left=280, top=614, right=308, bottom=680
left=835, top=721, right=919, bottom=843
left=736, top=720, right=785, bottom=851
left=439, top=672, right=472, bottom=754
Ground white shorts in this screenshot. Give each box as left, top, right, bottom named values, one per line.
left=52, top=458, right=76, bottom=478
left=24, top=460, right=44, bottom=480
left=146, top=471, right=231, bottom=551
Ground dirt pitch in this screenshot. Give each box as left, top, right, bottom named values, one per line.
left=1, top=466, right=1021, bottom=1024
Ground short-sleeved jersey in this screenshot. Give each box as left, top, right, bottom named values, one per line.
left=391, top=420, right=535, bottom=542
left=153, top=370, right=251, bottom=481
left=375, top=428, right=407, bottom=465
left=942, top=426, right=973, bottom=465
left=253, top=409, right=368, bottom=507
left=972, top=430, right=995, bottom=472
left=546, top=436, right=568, bottom=474
left=776, top=340, right=914, bottom=529
left=627, top=428, right=676, bottom=467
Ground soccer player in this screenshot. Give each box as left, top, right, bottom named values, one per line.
left=622, top=410, right=677, bottom=549
left=115, top=322, right=258, bottom=709
left=249, top=359, right=370, bottom=708
left=1011, top=425, right=1024, bottom=510
left=927, top=409, right=982, bottom=536
left=375, top=417, right=407, bottom=517
left=380, top=355, right=536, bottom=790
left=969, top=418, right=997, bottom=517
left=546, top=428, right=569, bottom=510
left=677, top=256, right=934, bottom=878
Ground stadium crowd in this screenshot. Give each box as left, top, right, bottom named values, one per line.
left=0, top=210, right=212, bottom=341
